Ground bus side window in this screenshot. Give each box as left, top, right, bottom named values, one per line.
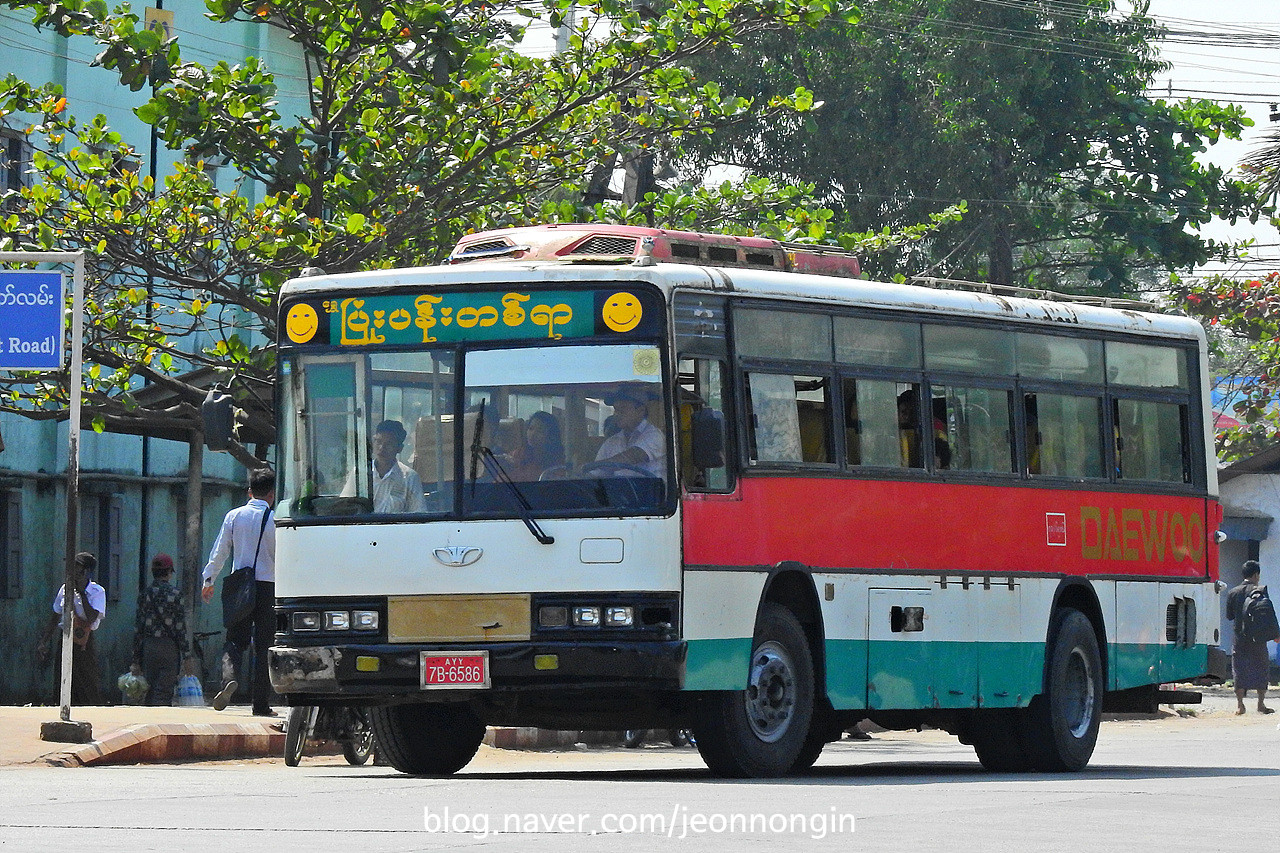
left=1113, top=398, right=1188, bottom=483
left=931, top=385, right=1013, bottom=473
left=678, top=358, right=732, bottom=491
left=1024, top=392, right=1103, bottom=479
left=745, top=372, right=832, bottom=466
left=845, top=377, right=919, bottom=469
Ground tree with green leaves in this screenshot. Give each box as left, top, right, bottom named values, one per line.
left=678, top=0, right=1269, bottom=291
left=1177, top=271, right=1280, bottom=463
left=0, top=0, right=855, bottom=463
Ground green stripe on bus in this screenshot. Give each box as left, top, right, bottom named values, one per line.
left=684, top=638, right=751, bottom=691
left=687, top=637, right=1210, bottom=706
left=858, top=641, right=1045, bottom=710
left=1110, top=642, right=1208, bottom=690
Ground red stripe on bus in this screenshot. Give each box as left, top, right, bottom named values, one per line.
left=682, top=478, right=1216, bottom=580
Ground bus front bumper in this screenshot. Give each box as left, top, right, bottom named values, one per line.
left=269, top=640, right=686, bottom=698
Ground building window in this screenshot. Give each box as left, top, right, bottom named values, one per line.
left=0, top=132, right=30, bottom=193
left=0, top=491, right=21, bottom=599
left=81, top=493, right=124, bottom=603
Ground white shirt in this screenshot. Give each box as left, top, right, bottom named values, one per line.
left=203, top=498, right=275, bottom=585
left=595, top=418, right=666, bottom=476
left=53, top=580, right=106, bottom=631
left=342, top=459, right=427, bottom=513
left=372, top=459, right=426, bottom=513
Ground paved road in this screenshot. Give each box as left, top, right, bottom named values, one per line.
left=2, top=706, right=1277, bottom=852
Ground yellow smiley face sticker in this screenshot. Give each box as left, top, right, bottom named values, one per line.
left=286, top=303, right=319, bottom=344
left=602, top=292, right=643, bottom=333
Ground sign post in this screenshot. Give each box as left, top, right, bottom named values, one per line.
left=0, top=253, right=92, bottom=743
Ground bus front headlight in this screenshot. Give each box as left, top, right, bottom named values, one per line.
left=572, top=606, right=600, bottom=627
left=604, top=606, right=634, bottom=627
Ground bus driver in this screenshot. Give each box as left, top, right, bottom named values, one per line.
left=595, top=386, right=665, bottom=477
left=343, top=419, right=427, bottom=512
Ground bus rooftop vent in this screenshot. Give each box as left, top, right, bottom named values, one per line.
left=448, top=223, right=862, bottom=278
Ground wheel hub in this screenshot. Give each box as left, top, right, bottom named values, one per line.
left=744, top=641, right=797, bottom=743
left=1062, top=646, right=1096, bottom=738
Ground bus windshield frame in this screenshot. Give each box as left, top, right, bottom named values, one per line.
left=275, top=283, right=675, bottom=524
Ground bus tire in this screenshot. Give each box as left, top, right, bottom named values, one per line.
left=970, top=710, right=1034, bottom=772
left=369, top=702, right=485, bottom=776
left=791, top=705, right=841, bottom=773
left=692, top=603, right=815, bottom=778
left=1025, top=609, right=1103, bottom=772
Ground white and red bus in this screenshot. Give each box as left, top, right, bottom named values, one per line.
left=268, top=223, right=1219, bottom=777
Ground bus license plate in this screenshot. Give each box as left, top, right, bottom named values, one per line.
left=420, top=652, right=490, bottom=689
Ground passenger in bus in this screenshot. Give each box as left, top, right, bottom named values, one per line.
left=344, top=419, right=426, bottom=512
left=595, top=385, right=664, bottom=476
left=896, top=389, right=950, bottom=469
left=501, top=411, right=565, bottom=481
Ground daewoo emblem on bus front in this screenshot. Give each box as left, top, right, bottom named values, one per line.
left=434, top=546, right=483, bottom=567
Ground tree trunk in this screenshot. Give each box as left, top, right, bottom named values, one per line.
left=988, top=143, right=1015, bottom=286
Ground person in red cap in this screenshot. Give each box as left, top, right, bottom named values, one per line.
left=132, top=553, right=188, bottom=705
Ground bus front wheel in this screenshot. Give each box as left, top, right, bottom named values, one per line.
left=1025, top=609, right=1103, bottom=772
left=693, top=603, right=816, bottom=778
left=370, top=702, right=485, bottom=776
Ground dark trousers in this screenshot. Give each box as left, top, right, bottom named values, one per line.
left=140, top=636, right=181, bottom=706
left=223, top=580, right=276, bottom=712
left=53, top=630, right=100, bottom=701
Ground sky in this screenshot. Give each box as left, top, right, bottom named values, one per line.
left=1128, top=1, right=1279, bottom=275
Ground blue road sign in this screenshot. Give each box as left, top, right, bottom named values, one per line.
left=0, top=270, right=64, bottom=370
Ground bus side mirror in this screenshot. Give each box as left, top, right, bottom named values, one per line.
left=690, top=409, right=726, bottom=470
left=202, top=387, right=236, bottom=452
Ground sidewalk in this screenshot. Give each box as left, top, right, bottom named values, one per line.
left=0, top=704, right=600, bottom=767
left=0, top=704, right=284, bottom=767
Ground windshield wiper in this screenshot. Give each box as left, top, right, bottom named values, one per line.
left=468, top=401, right=554, bottom=545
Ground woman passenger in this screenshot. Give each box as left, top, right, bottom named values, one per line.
left=504, top=411, right=565, bottom=480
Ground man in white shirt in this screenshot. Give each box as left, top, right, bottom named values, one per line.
left=201, top=468, right=277, bottom=716
left=341, top=420, right=426, bottom=513
left=37, top=552, right=106, bottom=704
left=369, top=420, right=427, bottom=512
left=595, top=385, right=665, bottom=477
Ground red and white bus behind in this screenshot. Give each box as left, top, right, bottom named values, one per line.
left=268, top=224, right=1219, bottom=777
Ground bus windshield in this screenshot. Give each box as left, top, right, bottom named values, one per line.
left=277, top=343, right=671, bottom=521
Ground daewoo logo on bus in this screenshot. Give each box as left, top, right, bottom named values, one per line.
left=1077, top=506, right=1205, bottom=563
left=434, top=546, right=483, bottom=567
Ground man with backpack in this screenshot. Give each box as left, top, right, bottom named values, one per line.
left=1225, top=560, right=1280, bottom=715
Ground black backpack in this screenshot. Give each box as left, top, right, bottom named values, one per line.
left=1239, top=585, right=1280, bottom=644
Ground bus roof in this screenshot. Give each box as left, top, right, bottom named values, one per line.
left=282, top=259, right=1204, bottom=345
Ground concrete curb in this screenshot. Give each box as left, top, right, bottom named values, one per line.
left=485, top=727, right=581, bottom=749
left=46, top=722, right=285, bottom=767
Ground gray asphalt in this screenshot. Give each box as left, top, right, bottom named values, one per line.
left=0, top=696, right=1275, bottom=852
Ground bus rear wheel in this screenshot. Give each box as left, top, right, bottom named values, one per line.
left=1025, top=609, right=1103, bottom=772
left=370, top=702, right=485, bottom=776
left=693, top=603, right=815, bottom=778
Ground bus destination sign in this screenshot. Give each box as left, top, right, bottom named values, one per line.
left=282, top=288, right=660, bottom=348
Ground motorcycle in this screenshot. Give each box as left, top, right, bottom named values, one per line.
left=284, top=705, right=377, bottom=767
